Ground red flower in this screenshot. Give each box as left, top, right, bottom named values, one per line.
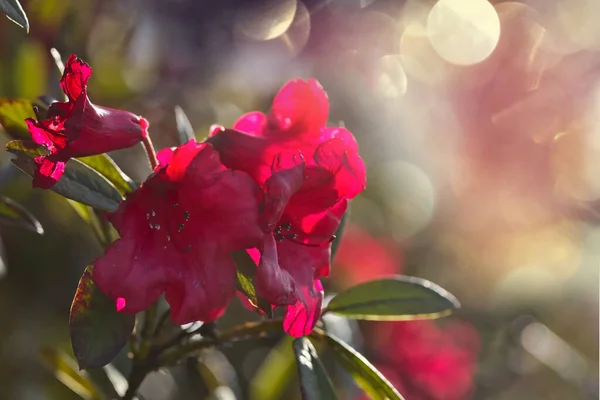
left=93, top=140, right=264, bottom=324
left=367, top=320, right=481, bottom=400
left=209, top=79, right=366, bottom=337
left=25, top=54, right=148, bottom=188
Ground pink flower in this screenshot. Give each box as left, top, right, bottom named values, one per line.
left=367, top=320, right=481, bottom=400
left=25, top=54, right=148, bottom=188
left=209, top=78, right=366, bottom=336
left=93, top=140, right=264, bottom=324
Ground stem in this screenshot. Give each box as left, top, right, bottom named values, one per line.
left=142, top=135, right=158, bottom=170
left=158, top=319, right=283, bottom=366
left=121, top=318, right=284, bottom=399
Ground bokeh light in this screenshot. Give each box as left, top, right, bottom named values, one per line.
left=427, top=0, right=501, bottom=65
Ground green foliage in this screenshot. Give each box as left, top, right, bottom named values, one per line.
left=69, top=266, right=135, bottom=370
left=0, top=194, right=43, bottom=234
left=40, top=348, right=103, bottom=399
left=311, top=330, right=403, bottom=400
left=293, top=337, right=339, bottom=400
left=250, top=336, right=295, bottom=400
left=330, top=210, right=348, bottom=260
left=7, top=140, right=124, bottom=211
left=0, top=98, right=35, bottom=140
left=175, top=105, right=195, bottom=145
left=0, top=0, right=28, bottom=31
left=79, top=154, right=136, bottom=195
left=325, top=276, right=460, bottom=321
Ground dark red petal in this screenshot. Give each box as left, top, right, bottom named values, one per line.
left=93, top=235, right=169, bottom=314
left=283, top=279, right=324, bottom=337
left=62, top=98, right=148, bottom=157
left=255, top=235, right=297, bottom=306
left=208, top=128, right=277, bottom=185
left=165, top=247, right=237, bottom=324
left=268, top=78, right=329, bottom=138
left=61, top=55, right=92, bottom=102
left=262, top=153, right=305, bottom=231
left=233, top=111, right=268, bottom=137
left=32, top=157, right=66, bottom=188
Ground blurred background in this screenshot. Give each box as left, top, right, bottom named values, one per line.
left=0, top=0, right=598, bottom=399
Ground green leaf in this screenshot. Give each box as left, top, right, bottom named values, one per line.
left=324, top=276, right=460, bottom=321
left=0, top=0, right=28, bottom=31
left=69, top=265, right=135, bottom=370
left=175, top=105, right=195, bottom=145
left=293, top=337, right=339, bottom=400
left=232, top=250, right=272, bottom=317
left=40, top=348, right=103, bottom=400
left=0, top=195, right=43, bottom=234
left=330, top=210, right=348, bottom=261
left=311, top=330, right=403, bottom=400
left=0, top=98, right=34, bottom=140
left=79, top=154, right=136, bottom=195
left=7, top=140, right=124, bottom=211
left=250, top=336, right=295, bottom=400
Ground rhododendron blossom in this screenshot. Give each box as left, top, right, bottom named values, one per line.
left=209, top=78, right=366, bottom=337
left=366, top=320, right=481, bottom=400
left=93, top=140, right=264, bottom=324
left=25, top=54, right=148, bottom=188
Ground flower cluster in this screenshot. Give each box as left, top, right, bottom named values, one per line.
left=27, top=55, right=366, bottom=337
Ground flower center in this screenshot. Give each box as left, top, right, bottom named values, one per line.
left=273, top=222, right=335, bottom=247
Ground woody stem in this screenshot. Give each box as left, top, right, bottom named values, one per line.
left=142, top=135, right=158, bottom=170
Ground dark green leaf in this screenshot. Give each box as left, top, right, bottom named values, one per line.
left=311, top=330, right=403, bottom=400
left=79, top=154, right=136, bottom=195
left=324, top=276, right=460, bottom=321
left=293, top=337, right=339, bottom=400
left=0, top=98, right=34, bottom=140
left=175, top=105, right=195, bottom=145
left=0, top=0, right=28, bottom=31
left=7, top=140, right=124, bottom=211
left=70, top=266, right=135, bottom=370
left=330, top=210, right=348, bottom=261
left=0, top=195, right=43, bottom=234
left=232, top=250, right=272, bottom=317
left=250, top=336, right=295, bottom=400
left=40, top=348, right=103, bottom=399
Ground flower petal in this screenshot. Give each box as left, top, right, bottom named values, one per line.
left=32, top=156, right=66, bottom=188
left=61, top=55, right=92, bottom=102
left=233, top=111, right=268, bottom=136
left=283, top=279, right=324, bottom=337
left=165, top=245, right=237, bottom=324
left=269, top=78, right=329, bottom=138
left=255, top=235, right=297, bottom=306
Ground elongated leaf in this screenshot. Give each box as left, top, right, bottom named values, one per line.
left=40, top=348, right=103, bottom=400
left=250, top=336, right=295, bottom=400
left=175, top=105, right=195, bottom=145
left=0, top=98, right=34, bottom=140
left=311, top=330, right=403, bottom=400
left=0, top=195, right=43, bottom=234
left=293, top=337, right=339, bottom=400
left=324, top=276, right=460, bottom=321
left=7, top=140, right=123, bottom=211
left=70, top=266, right=135, bottom=370
left=79, top=154, right=136, bottom=195
left=331, top=210, right=348, bottom=261
left=0, top=0, right=28, bottom=31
